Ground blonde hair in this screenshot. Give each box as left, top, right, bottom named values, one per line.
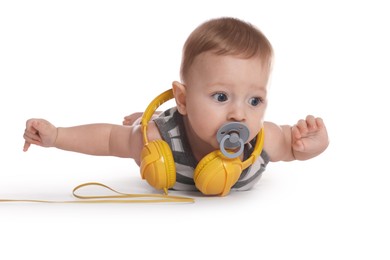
left=180, top=17, right=274, bottom=82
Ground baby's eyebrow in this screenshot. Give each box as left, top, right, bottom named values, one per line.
left=207, top=81, right=233, bottom=88
left=250, top=85, right=267, bottom=95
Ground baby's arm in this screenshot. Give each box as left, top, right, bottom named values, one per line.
left=264, top=115, right=329, bottom=162
left=23, top=118, right=161, bottom=161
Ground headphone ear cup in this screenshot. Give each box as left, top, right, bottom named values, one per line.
left=140, top=140, right=176, bottom=191
left=194, top=151, right=243, bottom=196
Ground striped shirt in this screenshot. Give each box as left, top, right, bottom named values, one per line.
left=153, top=107, right=270, bottom=192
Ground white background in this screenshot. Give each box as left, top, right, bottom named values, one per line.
left=1, top=0, right=389, bottom=259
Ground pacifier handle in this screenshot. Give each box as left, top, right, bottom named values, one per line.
left=219, top=134, right=245, bottom=159
left=216, top=122, right=250, bottom=159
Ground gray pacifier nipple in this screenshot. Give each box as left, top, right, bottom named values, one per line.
left=216, top=122, right=250, bottom=159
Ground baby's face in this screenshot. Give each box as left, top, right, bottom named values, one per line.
left=183, top=51, right=270, bottom=150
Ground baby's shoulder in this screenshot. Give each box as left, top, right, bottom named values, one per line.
left=146, top=121, right=163, bottom=142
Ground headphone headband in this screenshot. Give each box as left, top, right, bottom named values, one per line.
left=242, top=128, right=264, bottom=169
left=141, top=89, right=174, bottom=144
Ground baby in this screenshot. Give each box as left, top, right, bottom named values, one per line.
left=23, top=17, right=329, bottom=196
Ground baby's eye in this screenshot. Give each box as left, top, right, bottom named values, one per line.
left=212, top=93, right=228, bottom=102
left=249, top=97, right=262, bottom=106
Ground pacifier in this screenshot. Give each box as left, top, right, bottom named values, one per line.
left=216, top=122, right=250, bottom=159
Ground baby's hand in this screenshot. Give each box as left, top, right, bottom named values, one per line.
left=122, top=111, right=162, bottom=126
left=23, top=119, right=58, bottom=152
left=291, top=115, right=329, bottom=159
left=123, top=112, right=144, bottom=126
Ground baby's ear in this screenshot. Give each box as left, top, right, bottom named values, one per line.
left=172, top=81, right=187, bottom=115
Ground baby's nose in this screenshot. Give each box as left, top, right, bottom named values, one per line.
left=227, top=105, right=246, bottom=122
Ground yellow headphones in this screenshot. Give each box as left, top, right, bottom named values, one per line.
left=140, top=89, right=264, bottom=196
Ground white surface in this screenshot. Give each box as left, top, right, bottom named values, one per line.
left=1, top=1, right=389, bottom=259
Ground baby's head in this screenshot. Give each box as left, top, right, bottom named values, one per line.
left=180, top=17, right=273, bottom=84
left=173, top=17, right=274, bottom=153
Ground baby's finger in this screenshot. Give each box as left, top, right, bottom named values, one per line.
left=23, top=141, right=31, bottom=152
left=24, top=136, right=44, bottom=148
left=25, top=119, right=39, bottom=132
left=315, top=117, right=325, bottom=129
left=292, top=139, right=304, bottom=152
left=291, top=124, right=302, bottom=140
left=296, top=119, right=309, bottom=135
left=23, top=128, right=42, bottom=142
left=305, top=115, right=317, bottom=130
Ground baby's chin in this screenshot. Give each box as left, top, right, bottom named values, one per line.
left=207, top=140, right=220, bottom=151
